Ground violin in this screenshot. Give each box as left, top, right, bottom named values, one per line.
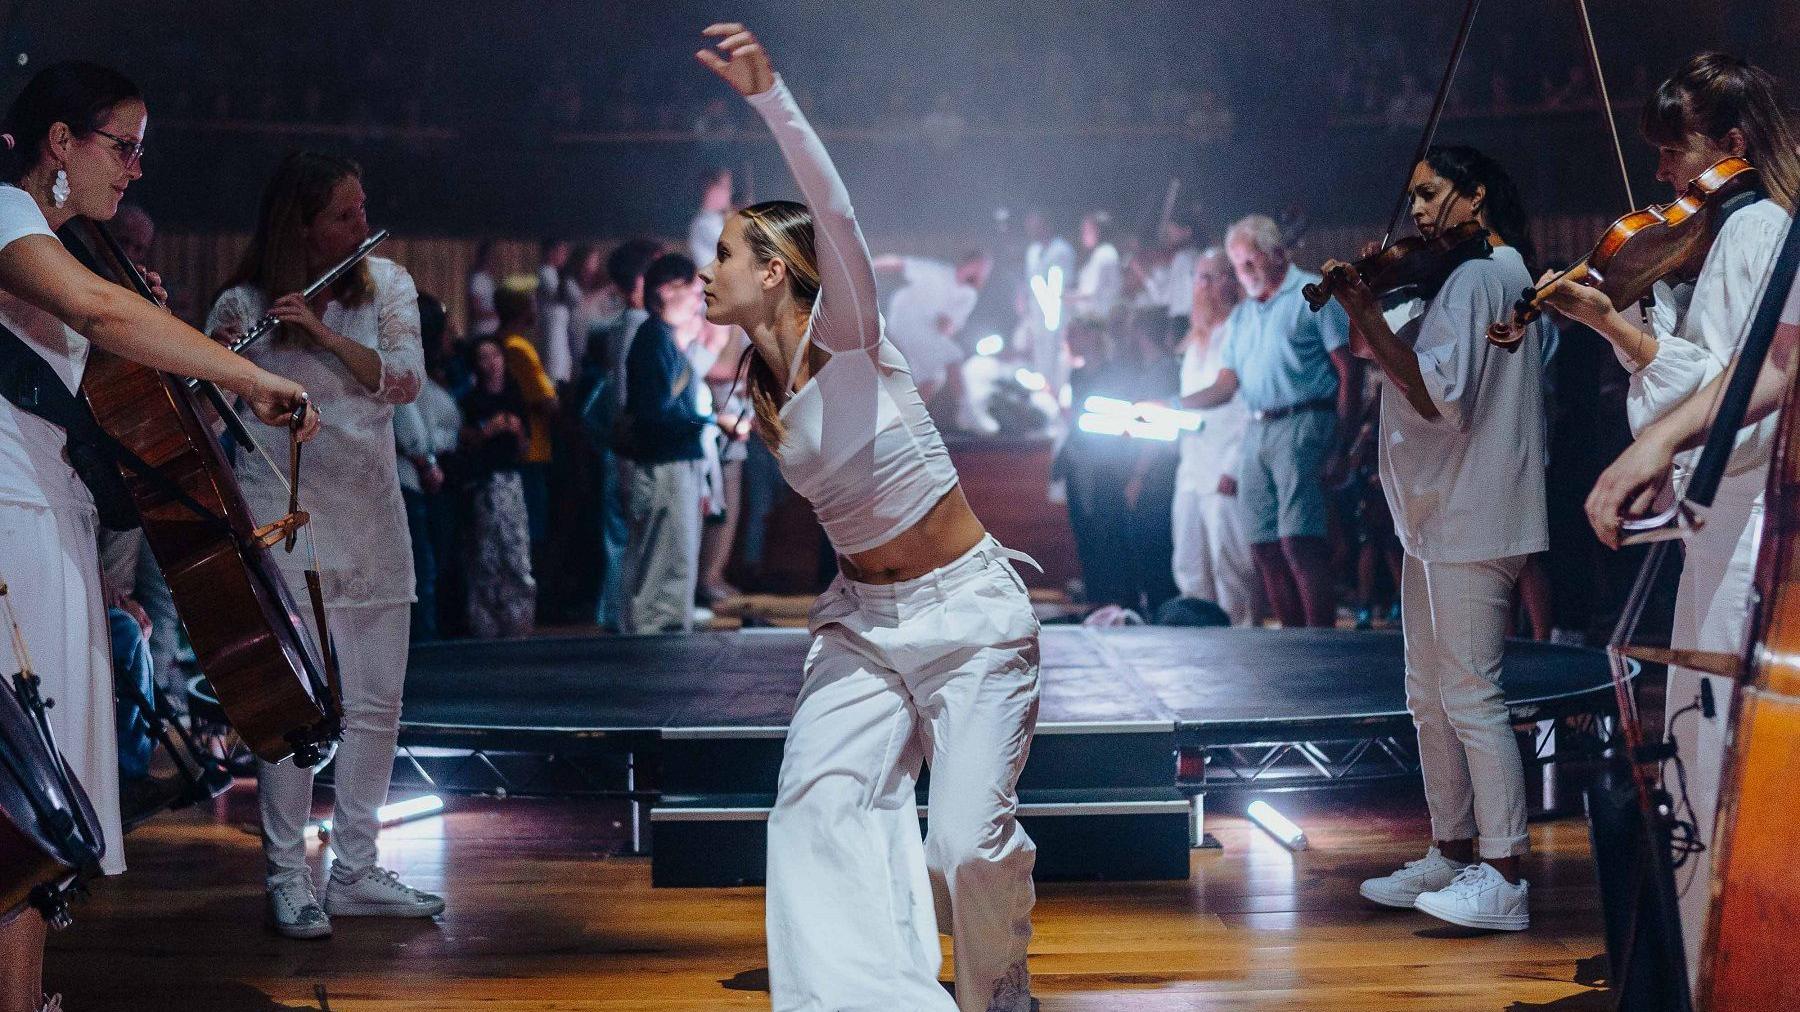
left=1487, top=156, right=1760, bottom=351
left=1303, top=220, right=1494, bottom=312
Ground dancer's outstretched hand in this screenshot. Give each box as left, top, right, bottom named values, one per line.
left=697, top=23, right=775, bottom=98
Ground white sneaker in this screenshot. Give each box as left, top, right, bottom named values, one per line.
left=325, top=865, right=445, bottom=918
left=1414, top=862, right=1529, bottom=931
left=267, top=877, right=332, bottom=939
left=39, top=994, right=62, bottom=1012
left=1358, top=847, right=1466, bottom=908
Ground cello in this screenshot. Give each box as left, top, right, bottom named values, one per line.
left=57, top=218, right=360, bottom=766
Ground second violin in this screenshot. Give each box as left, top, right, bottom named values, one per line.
left=1487, top=156, right=1760, bottom=350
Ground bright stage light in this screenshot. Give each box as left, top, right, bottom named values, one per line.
left=1031, top=266, right=1064, bottom=331
left=1077, top=412, right=1128, bottom=436
left=309, top=793, right=445, bottom=839
left=1013, top=368, right=1047, bottom=391
left=1246, top=799, right=1308, bottom=851
left=975, top=334, right=1005, bottom=357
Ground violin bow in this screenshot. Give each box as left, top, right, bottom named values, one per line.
left=1571, top=0, right=1637, bottom=211
left=1376, top=0, right=1482, bottom=250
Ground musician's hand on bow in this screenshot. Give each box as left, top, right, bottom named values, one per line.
left=268, top=292, right=329, bottom=345
left=697, top=24, right=776, bottom=98
left=242, top=371, right=321, bottom=442
left=1533, top=268, right=1613, bottom=330
left=1585, top=432, right=1676, bottom=549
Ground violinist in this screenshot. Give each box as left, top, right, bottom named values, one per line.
left=1324, top=145, right=1547, bottom=931
left=0, top=63, right=319, bottom=1012
left=205, top=152, right=438, bottom=940
left=1547, top=54, right=1800, bottom=979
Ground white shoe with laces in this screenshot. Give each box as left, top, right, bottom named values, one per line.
left=1414, top=862, right=1529, bottom=931
left=325, top=865, right=445, bottom=918
left=266, top=877, right=332, bottom=939
left=1358, top=847, right=1466, bottom=909
left=38, top=994, right=62, bottom=1012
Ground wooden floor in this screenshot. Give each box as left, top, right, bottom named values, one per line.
left=46, top=786, right=1613, bottom=1010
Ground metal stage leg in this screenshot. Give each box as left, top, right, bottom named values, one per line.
left=1190, top=793, right=1221, bottom=850
left=626, top=750, right=645, bottom=856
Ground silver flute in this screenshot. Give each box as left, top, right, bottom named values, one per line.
left=186, top=229, right=390, bottom=389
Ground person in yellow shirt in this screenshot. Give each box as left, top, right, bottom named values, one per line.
left=495, top=281, right=558, bottom=565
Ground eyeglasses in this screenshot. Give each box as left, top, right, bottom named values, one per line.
left=90, top=128, right=145, bottom=168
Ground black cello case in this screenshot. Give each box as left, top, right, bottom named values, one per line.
left=0, top=665, right=105, bottom=929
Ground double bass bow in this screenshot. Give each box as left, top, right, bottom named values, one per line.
left=58, top=219, right=382, bottom=766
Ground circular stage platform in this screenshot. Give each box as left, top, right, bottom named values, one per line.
left=397, top=626, right=1618, bottom=738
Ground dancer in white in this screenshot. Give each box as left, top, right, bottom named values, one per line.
left=0, top=62, right=318, bottom=1012
left=207, top=151, right=440, bottom=939
left=696, top=24, right=1038, bottom=1012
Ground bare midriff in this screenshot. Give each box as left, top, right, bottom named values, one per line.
left=835, top=484, right=987, bottom=585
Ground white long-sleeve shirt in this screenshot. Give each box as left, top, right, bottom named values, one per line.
left=747, top=77, right=959, bottom=555
left=209, top=257, right=425, bottom=606
left=1622, top=198, right=1790, bottom=479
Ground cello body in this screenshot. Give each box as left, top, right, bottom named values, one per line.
left=64, top=221, right=339, bottom=765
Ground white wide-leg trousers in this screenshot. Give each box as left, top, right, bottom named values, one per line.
left=767, top=536, right=1040, bottom=1012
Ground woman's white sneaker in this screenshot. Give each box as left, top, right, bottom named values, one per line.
left=1414, top=863, right=1529, bottom=931
left=1358, top=847, right=1466, bottom=908
left=324, top=865, right=445, bottom=918
left=267, top=877, right=333, bottom=939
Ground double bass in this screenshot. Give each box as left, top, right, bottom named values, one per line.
left=58, top=220, right=372, bottom=766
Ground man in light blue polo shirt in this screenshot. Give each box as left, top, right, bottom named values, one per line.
left=1180, top=214, right=1357, bottom=627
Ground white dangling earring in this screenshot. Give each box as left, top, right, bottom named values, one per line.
left=51, top=168, right=69, bottom=208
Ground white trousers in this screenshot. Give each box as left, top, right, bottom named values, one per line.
left=768, top=537, right=1040, bottom=1012
left=1665, top=477, right=1761, bottom=986
left=259, top=601, right=411, bottom=888
left=621, top=459, right=703, bottom=635
left=1170, top=480, right=1258, bottom=625
left=1401, top=553, right=1530, bottom=860
left=0, top=502, right=124, bottom=875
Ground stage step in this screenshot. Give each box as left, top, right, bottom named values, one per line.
left=649, top=787, right=1192, bottom=887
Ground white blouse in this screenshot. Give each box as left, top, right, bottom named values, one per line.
left=207, top=256, right=425, bottom=606
left=1623, top=198, right=1790, bottom=481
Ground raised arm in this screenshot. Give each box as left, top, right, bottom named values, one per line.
left=699, top=24, right=880, bottom=354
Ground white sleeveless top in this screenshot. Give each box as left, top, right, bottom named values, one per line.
left=750, top=77, right=958, bottom=555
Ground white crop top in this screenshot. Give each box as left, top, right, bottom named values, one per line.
left=749, top=77, right=960, bottom=555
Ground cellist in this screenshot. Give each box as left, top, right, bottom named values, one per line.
left=1536, top=53, right=1800, bottom=982
left=0, top=63, right=318, bottom=1012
